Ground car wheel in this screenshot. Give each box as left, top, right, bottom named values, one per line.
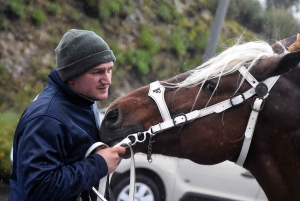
left=112, top=173, right=164, bottom=201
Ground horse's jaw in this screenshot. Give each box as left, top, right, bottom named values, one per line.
left=99, top=122, right=145, bottom=146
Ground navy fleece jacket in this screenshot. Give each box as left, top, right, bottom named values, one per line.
left=9, top=69, right=108, bottom=201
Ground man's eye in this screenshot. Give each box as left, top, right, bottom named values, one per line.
left=92, top=71, right=103, bottom=75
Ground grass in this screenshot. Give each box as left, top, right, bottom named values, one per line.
left=0, top=111, right=21, bottom=183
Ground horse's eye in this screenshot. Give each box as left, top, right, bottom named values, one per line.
left=204, top=81, right=216, bottom=93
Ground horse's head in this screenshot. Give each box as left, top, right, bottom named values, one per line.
left=99, top=36, right=300, bottom=165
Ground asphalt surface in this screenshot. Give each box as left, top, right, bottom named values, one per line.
left=0, top=183, right=9, bottom=201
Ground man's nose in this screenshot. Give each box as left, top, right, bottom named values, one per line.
left=101, top=72, right=112, bottom=85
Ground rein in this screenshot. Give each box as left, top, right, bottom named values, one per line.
left=83, top=138, right=135, bottom=201
left=126, top=66, right=279, bottom=166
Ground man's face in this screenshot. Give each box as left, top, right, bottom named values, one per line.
left=68, top=61, right=113, bottom=101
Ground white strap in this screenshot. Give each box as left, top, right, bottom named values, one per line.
left=150, top=87, right=255, bottom=134
left=82, top=142, right=109, bottom=201
left=148, top=74, right=280, bottom=167
left=148, top=81, right=171, bottom=121
left=262, top=75, right=280, bottom=98
left=127, top=145, right=135, bottom=201
left=215, top=88, right=256, bottom=113
left=84, top=138, right=135, bottom=201
left=238, top=66, right=259, bottom=88
left=235, top=76, right=279, bottom=167
left=236, top=98, right=262, bottom=166
left=152, top=75, right=279, bottom=134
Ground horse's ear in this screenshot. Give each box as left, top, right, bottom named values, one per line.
left=253, top=50, right=300, bottom=80
left=270, top=50, right=300, bottom=76
left=271, top=35, right=297, bottom=54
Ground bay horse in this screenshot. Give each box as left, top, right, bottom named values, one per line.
left=99, top=35, right=300, bottom=201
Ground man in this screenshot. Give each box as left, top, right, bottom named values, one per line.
left=9, top=29, right=126, bottom=201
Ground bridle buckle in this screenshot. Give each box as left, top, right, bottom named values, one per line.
left=173, top=113, right=188, bottom=127
left=230, top=93, right=245, bottom=107
left=251, top=96, right=265, bottom=112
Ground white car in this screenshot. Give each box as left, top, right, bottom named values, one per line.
left=110, top=154, right=267, bottom=201
left=99, top=109, right=268, bottom=201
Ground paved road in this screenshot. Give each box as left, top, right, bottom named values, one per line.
left=0, top=183, right=9, bottom=201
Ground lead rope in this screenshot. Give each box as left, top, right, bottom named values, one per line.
left=77, top=140, right=136, bottom=201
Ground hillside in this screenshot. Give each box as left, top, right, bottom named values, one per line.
left=0, top=0, right=267, bottom=110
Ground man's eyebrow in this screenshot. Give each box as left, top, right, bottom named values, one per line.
left=92, top=66, right=113, bottom=71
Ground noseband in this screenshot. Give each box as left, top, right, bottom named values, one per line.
left=126, top=66, right=279, bottom=167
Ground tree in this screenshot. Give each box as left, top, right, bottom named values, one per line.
left=266, top=0, right=300, bottom=10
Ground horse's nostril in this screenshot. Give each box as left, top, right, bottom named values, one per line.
left=105, top=108, right=119, bottom=125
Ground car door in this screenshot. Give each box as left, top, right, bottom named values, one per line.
left=175, top=159, right=268, bottom=201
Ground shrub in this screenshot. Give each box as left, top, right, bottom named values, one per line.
left=228, top=0, right=264, bottom=33
left=97, top=0, right=135, bottom=21
left=135, top=50, right=150, bottom=75
left=262, top=8, right=300, bottom=40
left=31, top=8, right=46, bottom=25
left=47, top=2, right=60, bottom=15
left=169, top=27, right=187, bottom=57
left=83, top=20, right=103, bottom=36
left=157, top=2, right=172, bottom=22
left=0, top=16, right=9, bottom=31
left=124, top=48, right=150, bottom=76
left=0, top=111, right=21, bottom=183
left=5, top=0, right=26, bottom=20
left=67, top=8, right=83, bottom=22
left=138, top=25, right=160, bottom=54
left=99, top=0, right=121, bottom=21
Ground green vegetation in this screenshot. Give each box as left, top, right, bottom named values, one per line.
left=262, top=8, right=300, bottom=40
left=0, top=16, right=9, bottom=30
left=31, top=8, right=46, bottom=25
left=6, top=0, right=26, bottom=19
left=0, top=111, right=20, bottom=182
left=47, top=2, right=61, bottom=15
left=169, top=27, right=187, bottom=57
left=157, top=2, right=174, bottom=22
left=98, top=0, right=133, bottom=21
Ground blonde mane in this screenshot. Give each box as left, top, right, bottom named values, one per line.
left=163, top=40, right=288, bottom=110
left=165, top=41, right=284, bottom=89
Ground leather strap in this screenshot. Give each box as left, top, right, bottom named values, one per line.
left=84, top=138, right=135, bottom=201
left=146, top=72, right=280, bottom=167
left=148, top=81, right=171, bottom=121
left=236, top=98, right=263, bottom=166
left=238, top=66, right=259, bottom=88
left=150, top=87, right=256, bottom=134
left=84, top=142, right=109, bottom=201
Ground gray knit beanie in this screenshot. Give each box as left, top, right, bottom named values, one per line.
left=55, top=29, right=116, bottom=82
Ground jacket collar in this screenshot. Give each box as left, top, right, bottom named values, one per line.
left=48, top=69, right=94, bottom=107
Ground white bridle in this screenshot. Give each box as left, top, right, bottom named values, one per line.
left=127, top=66, right=279, bottom=167
left=89, top=66, right=279, bottom=201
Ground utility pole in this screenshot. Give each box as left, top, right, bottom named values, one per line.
left=202, top=0, right=230, bottom=63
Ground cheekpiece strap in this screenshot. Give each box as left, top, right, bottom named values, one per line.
left=148, top=81, right=171, bottom=121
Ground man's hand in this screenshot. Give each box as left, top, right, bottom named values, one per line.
left=95, top=146, right=126, bottom=173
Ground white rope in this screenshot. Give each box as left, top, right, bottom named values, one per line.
left=81, top=139, right=135, bottom=201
